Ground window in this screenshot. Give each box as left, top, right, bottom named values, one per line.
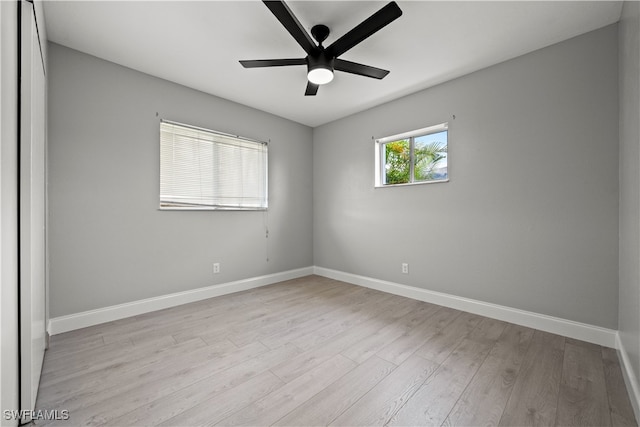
left=375, top=122, right=448, bottom=187
left=160, top=121, right=268, bottom=210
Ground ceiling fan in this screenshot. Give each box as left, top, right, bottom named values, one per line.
left=240, top=1, right=403, bottom=96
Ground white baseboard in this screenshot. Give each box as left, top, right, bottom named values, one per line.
left=49, top=264, right=619, bottom=350
left=314, top=266, right=618, bottom=349
left=48, top=266, right=314, bottom=335
left=617, top=333, right=640, bottom=422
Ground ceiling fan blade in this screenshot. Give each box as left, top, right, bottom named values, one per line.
left=263, top=1, right=317, bottom=56
left=327, top=2, right=402, bottom=58
left=305, top=81, right=319, bottom=96
left=335, top=59, right=390, bottom=79
left=240, top=58, right=307, bottom=68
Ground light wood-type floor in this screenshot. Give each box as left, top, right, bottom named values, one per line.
left=36, top=275, right=637, bottom=426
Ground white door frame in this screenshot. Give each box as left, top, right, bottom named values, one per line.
left=19, top=0, right=46, bottom=418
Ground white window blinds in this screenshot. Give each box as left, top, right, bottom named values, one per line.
left=160, top=121, right=268, bottom=210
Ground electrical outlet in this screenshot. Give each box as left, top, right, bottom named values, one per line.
left=213, top=263, right=220, bottom=274
left=402, top=263, right=409, bottom=274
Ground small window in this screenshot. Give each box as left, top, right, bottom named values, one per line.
left=375, top=122, right=448, bottom=187
left=160, top=121, right=268, bottom=210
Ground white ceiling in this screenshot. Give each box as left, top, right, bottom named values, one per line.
left=43, top=1, right=622, bottom=127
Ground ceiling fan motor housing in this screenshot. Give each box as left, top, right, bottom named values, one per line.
left=307, top=51, right=335, bottom=85
left=307, top=51, right=335, bottom=72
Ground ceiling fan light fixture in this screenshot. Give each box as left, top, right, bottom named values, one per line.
left=307, top=53, right=335, bottom=85
left=240, top=1, right=402, bottom=95
left=307, top=66, right=334, bottom=85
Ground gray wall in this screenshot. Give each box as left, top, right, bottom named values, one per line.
left=1, top=1, right=20, bottom=423
left=618, top=0, right=640, bottom=411
left=313, top=25, right=619, bottom=329
left=48, top=43, right=313, bottom=317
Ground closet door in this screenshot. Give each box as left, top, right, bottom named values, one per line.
left=19, top=0, right=46, bottom=415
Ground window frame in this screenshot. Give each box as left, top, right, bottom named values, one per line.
left=159, top=120, right=268, bottom=211
left=374, top=122, right=449, bottom=188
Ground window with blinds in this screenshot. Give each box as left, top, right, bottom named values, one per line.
left=160, top=121, right=268, bottom=210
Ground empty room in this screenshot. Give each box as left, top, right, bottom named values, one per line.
left=1, top=0, right=640, bottom=425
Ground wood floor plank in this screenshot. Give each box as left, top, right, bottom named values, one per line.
left=226, top=284, right=367, bottom=347
left=217, top=354, right=356, bottom=426
left=46, top=315, right=141, bottom=347
left=565, top=337, right=604, bottom=353
left=171, top=281, right=357, bottom=345
left=329, top=354, right=438, bottom=426
left=273, top=356, right=396, bottom=426
left=388, top=338, right=493, bottom=426
left=259, top=288, right=391, bottom=350
left=122, top=292, right=297, bottom=346
left=160, top=371, right=285, bottom=427
left=443, top=324, right=535, bottom=426
left=45, top=334, right=105, bottom=360
left=50, top=278, right=327, bottom=347
left=39, top=335, right=175, bottom=387
left=285, top=292, right=400, bottom=351
left=270, top=298, right=422, bottom=383
left=97, top=295, right=240, bottom=344
left=34, top=277, right=631, bottom=427
left=41, top=337, right=133, bottom=375
left=414, top=311, right=482, bottom=364
left=467, top=317, right=509, bottom=344
left=556, top=342, right=611, bottom=426
left=104, top=277, right=340, bottom=346
left=601, top=347, right=638, bottom=426
left=105, top=344, right=301, bottom=426
left=102, top=301, right=245, bottom=346
left=172, top=303, right=276, bottom=344
left=341, top=302, right=442, bottom=364
left=252, top=276, right=347, bottom=303
left=37, top=337, right=213, bottom=410
left=498, top=330, right=565, bottom=427
left=44, top=340, right=269, bottom=425
left=375, top=306, right=459, bottom=365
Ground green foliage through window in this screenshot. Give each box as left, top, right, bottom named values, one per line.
left=382, top=129, right=448, bottom=185
left=384, top=140, right=411, bottom=184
